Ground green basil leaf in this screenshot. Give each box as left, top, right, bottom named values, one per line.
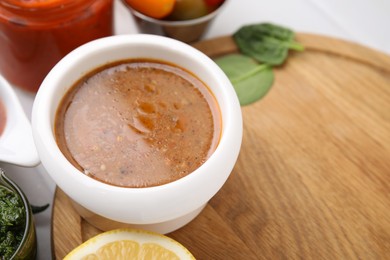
left=215, top=54, right=274, bottom=106
left=233, top=23, right=304, bottom=65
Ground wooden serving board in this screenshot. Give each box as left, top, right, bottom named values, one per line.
left=52, top=34, right=390, bottom=259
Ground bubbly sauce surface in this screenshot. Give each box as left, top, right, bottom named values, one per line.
left=55, top=60, right=221, bottom=188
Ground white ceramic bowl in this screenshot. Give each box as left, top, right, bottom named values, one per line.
left=0, top=75, right=39, bottom=167
left=31, top=34, right=242, bottom=234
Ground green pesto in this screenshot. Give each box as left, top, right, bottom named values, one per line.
left=0, top=185, right=26, bottom=259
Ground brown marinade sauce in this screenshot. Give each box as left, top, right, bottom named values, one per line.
left=0, top=100, right=6, bottom=136
left=55, top=59, right=221, bottom=188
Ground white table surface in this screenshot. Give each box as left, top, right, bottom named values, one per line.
left=1, top=0, right=389, bottom=259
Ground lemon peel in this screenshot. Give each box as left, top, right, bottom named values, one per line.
left=64, top=228, right=195, bottom=260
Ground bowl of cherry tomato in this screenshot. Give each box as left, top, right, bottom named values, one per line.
left=122, top=0, right=227, bottom=43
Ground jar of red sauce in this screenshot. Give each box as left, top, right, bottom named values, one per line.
left=0, top=0, right=114, bottom=92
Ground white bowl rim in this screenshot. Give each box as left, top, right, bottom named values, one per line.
left=32, top=34, right=242, bottom=224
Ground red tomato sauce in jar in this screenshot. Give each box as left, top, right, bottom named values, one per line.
left=0, top=0, right=114, bottom=92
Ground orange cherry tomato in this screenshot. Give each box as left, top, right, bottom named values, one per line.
left=125, top=0, right=176, bottom=19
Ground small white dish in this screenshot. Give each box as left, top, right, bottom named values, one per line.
left=0, top=75, right=40, bottom=167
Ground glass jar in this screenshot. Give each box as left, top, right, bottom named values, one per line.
left=0, top=0, right=114, bottom=92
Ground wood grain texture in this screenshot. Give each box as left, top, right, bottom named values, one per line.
left=52, top=34, right=390, bottom=259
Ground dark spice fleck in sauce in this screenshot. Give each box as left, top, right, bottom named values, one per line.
left=55, top=59, right=221, bottom=188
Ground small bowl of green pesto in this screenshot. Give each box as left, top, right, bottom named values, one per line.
left=0, top=169, right=37, bottom=260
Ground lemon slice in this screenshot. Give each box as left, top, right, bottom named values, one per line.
left=64, top=228, right=195, bottom=260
